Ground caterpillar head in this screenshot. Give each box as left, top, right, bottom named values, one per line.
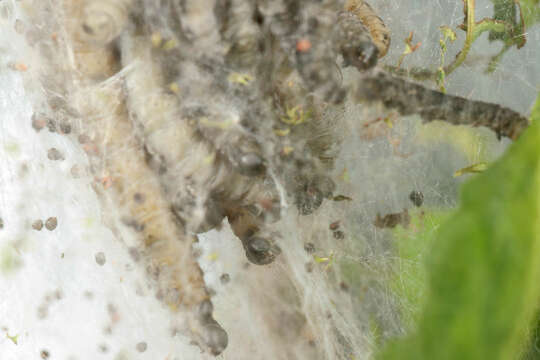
left=79, top=0, right=131, bottom=45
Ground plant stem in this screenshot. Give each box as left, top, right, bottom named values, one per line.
left=445, top=0, right=475, bottom=75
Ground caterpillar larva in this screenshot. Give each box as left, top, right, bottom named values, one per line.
left=59, top=0, right=229, bottom=355
left=118, top=24, right=282, bottom=264
left=345, top=0, right=391, bottom=58
left=32, top=0, right=528, bottom=358
left=56, top=0, right=396, bottom=355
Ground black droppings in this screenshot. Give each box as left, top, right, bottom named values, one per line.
left=136, top=341, right=148, bottom=352
left=95, top=252, right=106, bottom=266
left=45, top=217, right=57, bottom=231
left=31, top=113, right=47, bottom=131
left=304, top=242, right=315, bottom=253
left=32, top=219, right=43, bottom=231
left=409, top=190, right=424, bottom=207
left=133, top=192, right=145, bottom=203
left=220, top=273, right=230, bottom=284
left=59, top=121, right=72, bottom=134
left=47, top=148, right=64, bottom=161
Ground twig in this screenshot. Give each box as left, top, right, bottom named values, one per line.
left=385, top=0, right=514, bottom=82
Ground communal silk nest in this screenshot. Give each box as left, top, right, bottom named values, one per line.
left=0, top=0, right=531, bottom=359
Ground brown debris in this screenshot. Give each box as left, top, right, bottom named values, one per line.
left=374, top=209, right=410, bottom=229
left=31, top=113, right=47, bottom=132
left=136, top=341, right=147, bottom=352
left=47, top=148, right=64, bottom=161
left=329, top=220, right=341, bottom=231
left=32, top=219, right=44, bottom=231
left=45, top=217, right=57, bottom=231
left=95, top=252, right=106, bottom=266
left=304, top=242, right=316, bottom=254
left=409, top=190, right=424, bottom=207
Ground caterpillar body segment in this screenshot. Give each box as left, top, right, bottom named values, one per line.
left=78, top=0, right=133, bottom=46
left=62, top=0, right=229, bottom=355
left=345, top=0, right=391, bottom=58
left=118, top=21, right=281, bottom=243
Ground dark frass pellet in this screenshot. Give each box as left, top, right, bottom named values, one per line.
left=47, top=148, right=64, bottom=161
left=409, top=190, right=424, bottom=207
left=333, top=230, right=345, bottom=240
left=31, top=113, right=47, bottom=131
left=136, top=341, right=148, bottom=352
left=59, top=121, right=71, bottom=134
left=220, top=273, right=230, bottom=284
left=0, top=217, right=3, bottom=229
left=95, top=252, right=106, bottom=266
left=133, top=192, right=145, bottom=203
left=32, top=219, right=44, bottom=231
left=304, top=242, right=315, bottom=253
left=107, top=303, right=117, bottom=316
left=40, top=349, right=50, bottom=359
left=46, top=118, right=57, bottom=132
left=45, top=217, right=57, bottom=231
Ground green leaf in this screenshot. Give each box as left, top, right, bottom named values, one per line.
left=391, top=209, right=453, bottom=331
left=520, top=0, right=540, bottom=27
left=453, top=162, right=489, bottom=177
left=378, top=92, right=540, bottom=360
left=6, top=333, right=18, bottom=345
left=489, top=0, right=519, bottom=41
left=489, top=0, right=540, bottom=45
left=440, top=26, right=457, bottom=42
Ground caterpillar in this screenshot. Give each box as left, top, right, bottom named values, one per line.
left=345, top=0, right=391, bottom=58
left=51, top=0, right=392, bottom=354
left=36, top=0, right=529, bottom=357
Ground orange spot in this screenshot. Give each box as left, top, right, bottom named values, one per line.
left=83, top=143, right=99, bottom=155
left=329, top=220, right=341, bottom=230
left=111, top=312, right=120, bottom=323
left=296, top=39, right=312, bottom=52
left=99, top=176, right=114, bottom=189
left=14, top=63, right=28, bottom=72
